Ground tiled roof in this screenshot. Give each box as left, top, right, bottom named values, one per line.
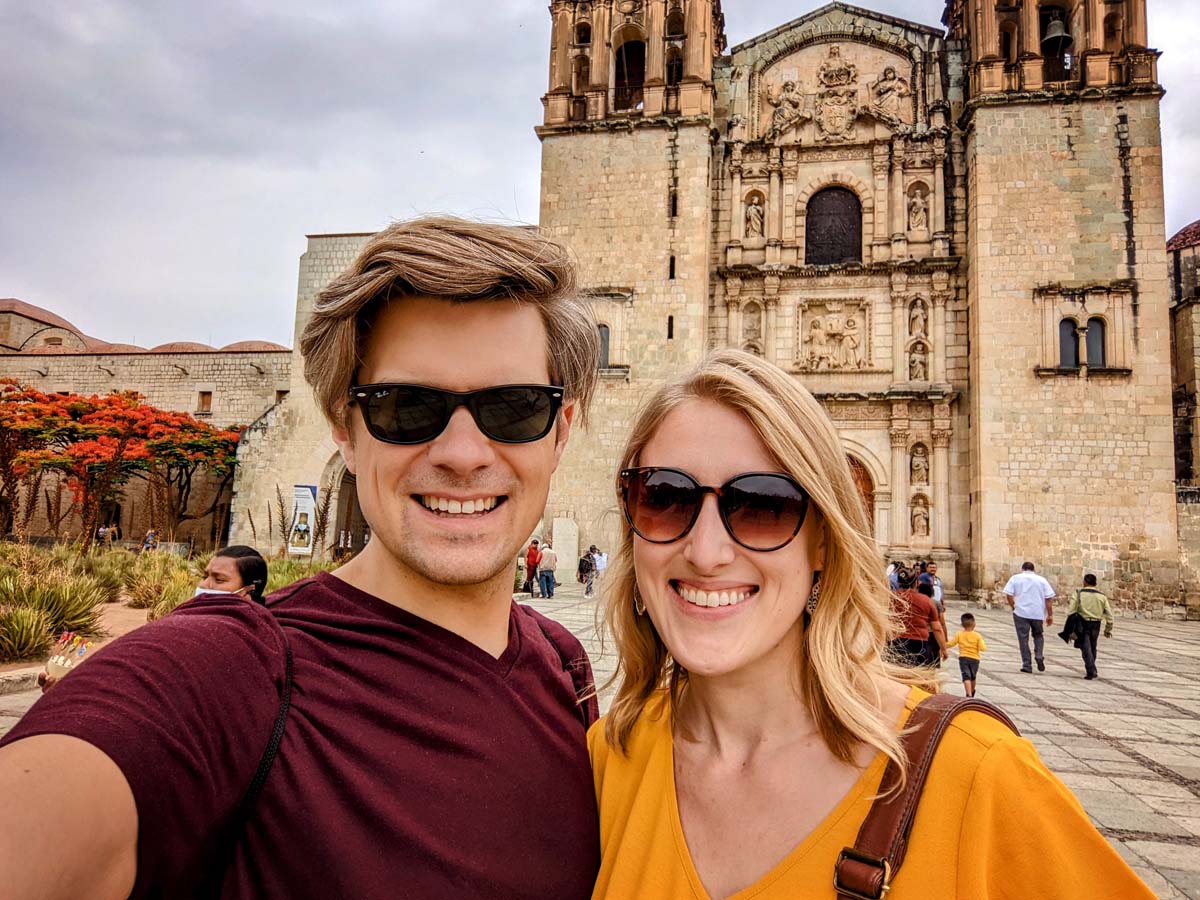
left=220, top=340, right=289, bottom=352
left=1168, top=220, right=1200, bottom=253
left=0, top=298, right=82, bottom=334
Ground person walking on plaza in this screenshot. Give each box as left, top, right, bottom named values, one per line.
left=1067, top=574, right=1114, bottom=680
left=0, top=217, right=603, bottom=899
left=947, top=613, right=988, bottom=697
left=1004, top=561, right=1055, bottom=673
left=920, top=561, right=944, bottom=608
left=579, top=546, right=597, bottom=597
left=537, top=541, right=559, bottom=599
left=524, top=538, right=542, bottom=596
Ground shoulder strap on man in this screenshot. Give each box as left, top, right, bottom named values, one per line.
left=531, top=613, right=599, bottom=729
left=834, top=693, right=1019, bottom=900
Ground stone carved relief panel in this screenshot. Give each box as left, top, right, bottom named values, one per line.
left=755, top=42, right=916, bottom=145
left=797, top=299, right=871, bottom=372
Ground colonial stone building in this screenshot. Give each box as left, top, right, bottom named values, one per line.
left=8, top=2, right=1191, bottom=612
left=0, top=298, right=290, bottom=545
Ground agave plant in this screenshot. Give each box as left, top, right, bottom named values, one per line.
left=147, top=571, right=198, bottom=622
left=17, top=573, right=107, bottom=636
left=0, top=606, right=52, bottom=662
left=265, top=558, right=337, bottom=594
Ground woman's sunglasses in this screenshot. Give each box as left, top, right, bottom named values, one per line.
left=619, top=467, right=810, bottom=552
left=349, top=383, right=564, bottom=445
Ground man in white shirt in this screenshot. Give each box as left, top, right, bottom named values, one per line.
left=1003, top=561, right=1056, bottom=673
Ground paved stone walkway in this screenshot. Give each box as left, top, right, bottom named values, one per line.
left=3, top=587, right=1197, bottom=896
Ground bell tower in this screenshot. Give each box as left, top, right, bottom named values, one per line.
left=537, top=0, right=726, bottom=550
left=946, top=0, right=1178, bottom=604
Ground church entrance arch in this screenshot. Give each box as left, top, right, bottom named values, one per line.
left=334, top=470, right=370, bottom=559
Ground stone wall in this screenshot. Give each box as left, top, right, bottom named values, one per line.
left=966, top=92, right=1180, bottom=609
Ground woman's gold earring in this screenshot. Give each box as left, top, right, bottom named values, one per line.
left=634, top=587, right=647, bottom=617
left=807, top=575, right=821, bottom=615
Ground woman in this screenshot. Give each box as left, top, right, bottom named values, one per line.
left=589, top=350, right=1151, bottom=898
left=196, top=545, right=268, bottom=604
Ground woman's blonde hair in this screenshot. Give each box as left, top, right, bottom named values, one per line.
left=604, top=349, right=923, bottom=775
left=300, top=216, right=600, bottom=426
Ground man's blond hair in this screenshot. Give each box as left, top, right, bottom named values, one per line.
left=300, top=216, right=600, bottom=426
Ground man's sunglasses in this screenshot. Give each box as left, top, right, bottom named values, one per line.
left=619, top=467, right=810, bottom=552
left=349, top=384, right=564, bottom=445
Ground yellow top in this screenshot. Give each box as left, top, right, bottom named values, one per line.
left=946, top=629, right=988, bottom=660
left=588, top=687, right=1153, bottom=900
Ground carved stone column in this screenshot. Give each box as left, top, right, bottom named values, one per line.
left=932, top=292, right=949, bottom=383
left=872, top=149, right=891, bottom=261
left=1127, top=0, right=1148, bottom=48
left=768, top=150, right=783, bottom=265
left=551, top=3, right=572, bottom=93
left=876, top=491, right=892, bottom=547
left=892, top=293, right=908, bottom=384
left=891, top=149, right=907, bottom=258
left=932, top=428, right=952, bottom=550
left=890, top=427, right=910, bottom=549
left=646, top=0, right=666, bottom=84
left=731, top=163, right=744, bottom=243
left=725, top=277, right=743, bottom=349
left=932, top=141, right=948, bottom=254
left=1020, top=0, right=1041, bottom=56
left=591, top=4, right=611, bottom=89
left=684, top=0, right=707, bottom=79
left=764, top=276, right=781, bottom=364
left=980, top=0, right=999, bottom=59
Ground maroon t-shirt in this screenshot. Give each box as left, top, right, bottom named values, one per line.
left=892, top=588, right=941, bottom=640
left=2, top=572, right=600, bottom=898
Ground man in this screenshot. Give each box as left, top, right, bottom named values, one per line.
left=1066, top=573, right=1114, bottom=680
left=888, top=568, right=948, bottom=666
left=919, top=562, right=944, bottom=609
left=578, top=546, right=596, bottom=597
left=594, top=546, right=608, bottom=581
left=0, top=218, right=603, bottom=899
left=523, top=538, right=541, bottom=596
left=1004, top=561, right=1056, bottom=673
left=537, top=540, right=559, bottom=599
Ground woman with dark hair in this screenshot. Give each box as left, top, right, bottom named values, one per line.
left=197, top=545, right=268, bottom=604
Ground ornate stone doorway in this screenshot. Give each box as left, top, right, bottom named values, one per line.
left=334, top=470, right=370, bottom=558
left=848, top=456, right=875, bottom=531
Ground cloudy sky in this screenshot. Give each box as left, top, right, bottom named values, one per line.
left=2, top=0, right=1196, bottom=348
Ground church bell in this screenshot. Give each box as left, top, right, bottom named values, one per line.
left=1042, top=18, right=1074, bottom=56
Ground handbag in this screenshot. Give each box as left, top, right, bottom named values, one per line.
left=833, top=693, right=1019, bottom=900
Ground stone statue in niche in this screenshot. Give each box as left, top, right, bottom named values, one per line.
left=743, top=305, right=763, bottom=341
left=818, top=45, right=858, bottom=88
left=870, top=67, right=911, bottom=123
left=745, top=196, right=765, bottom=238
left=909, top=344, right=929, bottom=381
left=911, top=501, right=930, bottom=538
left=766, top=81, right=810, bottom=141
left=908, top=190, right=929, bottom=232
left=909, top=300, right=927, bottom=337
left=806, top=318, right=834, bottom=370
left=910, top=445, right=930, bottom=485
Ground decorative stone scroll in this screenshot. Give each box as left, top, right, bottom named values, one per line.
left=798, top=300, right=870, bottom=372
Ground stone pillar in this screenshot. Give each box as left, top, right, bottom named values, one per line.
left=591, top=4, right=611, bottom=88
left=1086, top=0, right=1105, bottom=52
left=932, top=143, right=947, bottom=235
left=765, top=299, right=779, bottom=364
left=876, top=491, right=893, bottom=546
left=891, top=150, right=908, bottom=258
left=731, top=164, right=744, bottom=242
left=932, top=292, right=949, bottom=383
left=646, top=0, right=666, bottom=84
left=551, top=3, right=572, bottom=92
left=684, top=0, right=709, bottom=80
left=890, top=427, right=910, bottom=549
left=1021, top=0, right=1041, bottom=56
left=979, top=0, right=1000, bottom=59
left=726, top=277, right=742, bottom=349
left=1126, top=0, right=1148, bottom=48
left=892, top=294, right=908, bottom=383
left=768, top=151, right=783, bottom=265
left=932, top=429, right=951, bottom=549
left=872, top=149, right=891, bottom=261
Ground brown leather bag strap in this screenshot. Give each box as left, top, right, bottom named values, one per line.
left=833, top=693, right=1020, bottom=900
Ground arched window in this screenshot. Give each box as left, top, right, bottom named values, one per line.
left=1086, top=317, right=1107, bottom=368
left=666, top=48, right=684, bottom=87
left=1040, top=5, right=1072, bottom=81
left=1059, top=318, right=1080, bottom=368
left=1000, top=22, right=1018, bottom=64
left=597, top=324, right=611, bottom=369
left=575, top=22, right=591, bottom=45
left=805, top=187, right=863, bottom=266
left=614, top=32, right=646, bottom=111
left=666, top=8, right=686, bottom=38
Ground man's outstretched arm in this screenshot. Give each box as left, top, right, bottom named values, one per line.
left=0, top=734, right=137, bottom=900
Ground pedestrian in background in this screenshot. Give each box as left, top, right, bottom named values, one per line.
left=1066, top=574, right=1114, bottom=680
left=524, top=538, right=541, bottom=596
left=1004, top=561, right=1056, bottom=673
left=889, top=568, right=947, bottom=667
left=947, top=613, right=987, bottom=697
left=538, top=541, right=559, bottom=599
left=579, top=547, right=597, bottom=598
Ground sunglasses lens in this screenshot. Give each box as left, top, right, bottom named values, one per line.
left=364, top=386, right=448, bottom=444
left=722, top=475, right=808, bottom=550
left=623, top=469, right=700, bottom=543
left=475, top=387, right=556, bottom=442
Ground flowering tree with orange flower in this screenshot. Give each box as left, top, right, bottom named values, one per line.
left=2, top=382, right=242, bottom=550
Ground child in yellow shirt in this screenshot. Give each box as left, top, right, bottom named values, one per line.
left=947, top=612, right=988, bottom=697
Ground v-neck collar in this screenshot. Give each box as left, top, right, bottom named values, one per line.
left=662, top=685, right=921, bottom=899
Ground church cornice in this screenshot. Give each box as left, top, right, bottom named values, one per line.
left=715, top=257, right=961, bottom=282
left=729, top=2, right=944, bottom=57
left=535, top=114, right=713, bottom=140
left=958, top=83, right=1165, bottom=128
